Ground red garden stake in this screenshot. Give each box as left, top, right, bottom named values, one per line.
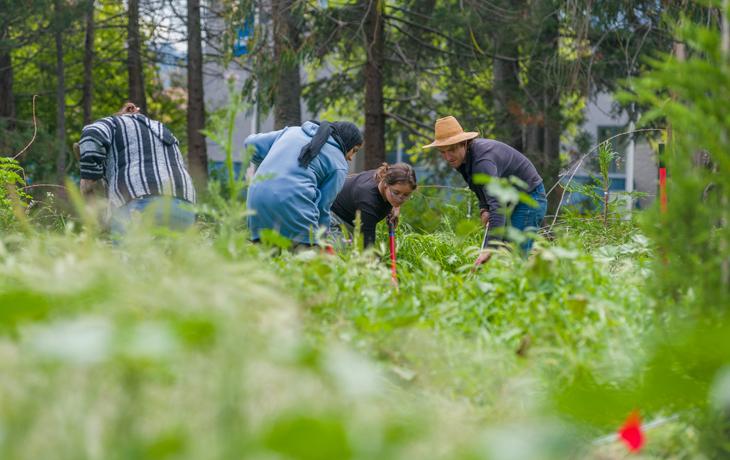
left=618, top=410, right=645, bottom=453
left=659, top=166, right=667, bottom=213
left=388, top=219, right=399, bottom=291
left=658, top=143, right=667, bottom=213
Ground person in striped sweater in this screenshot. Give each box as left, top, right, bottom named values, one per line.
left=78, top=102, right=196, bottom=234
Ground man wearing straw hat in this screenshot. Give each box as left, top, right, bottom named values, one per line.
left=423, top=116, right=547, bottom=266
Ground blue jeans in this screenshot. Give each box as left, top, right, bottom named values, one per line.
left=510, top=183, right=547, bottom=252
left=111, top=196, right=196, bottom=235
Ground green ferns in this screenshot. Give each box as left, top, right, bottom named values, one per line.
left=0, top=156, right=30, bottom=230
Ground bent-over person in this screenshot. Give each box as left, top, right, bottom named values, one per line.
left=245, top=120, right=362, bottom=247
left=423, top=115, right=547, bottom=266
left=330, top=163, right=417, bottom=248
left=78, top=102, right=196, bottom=234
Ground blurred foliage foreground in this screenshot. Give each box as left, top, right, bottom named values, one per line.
left=0, top=191, right=720, bottom=460
left=4, top=6, right=730, bottom=460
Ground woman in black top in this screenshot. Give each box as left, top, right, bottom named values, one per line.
left=330, top=163, right=417, bottom=248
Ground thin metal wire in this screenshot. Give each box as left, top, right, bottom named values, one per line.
left=12, top=95, right=38, bottom=160
left=547, top=128, right=665, bottom=233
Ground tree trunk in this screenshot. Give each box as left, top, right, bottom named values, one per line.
left=127, top=0, right=146, bottom=113
left=525, top=123, right=541, bottom=159
left=524, top=1, right=562, bottom=213
left=362, top=0, right=385, bottom=170
left=490, top=0, right=524, bottom=151
left=82, top=0, right=95, bottom=126
left=272, top=0, right=302, bottom=129
left=0, top=20, right=14, bottom=136
left=666, top=0, right=687, bottom=157
left=54, top=0, right=67, bottom=183
left=492, top=10, right=523, bottom=152
left=493, top=54, right=523, bottom=151
left=187, top=0, right=208, bottom=188
left=543, top=94, right=562, bottom=212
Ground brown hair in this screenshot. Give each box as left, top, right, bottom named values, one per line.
left=116, top=102, right=141, bottom=116
left=374, top=162, right=417, bottom=189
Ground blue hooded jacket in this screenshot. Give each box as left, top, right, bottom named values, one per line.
left=245, top=121, right=350, bottom=244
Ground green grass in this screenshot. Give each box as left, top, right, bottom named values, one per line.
left=0, top=199, right=698, bottom=459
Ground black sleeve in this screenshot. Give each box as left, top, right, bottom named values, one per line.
left=359, top=211, right=381, bottom=248
left=472, top=156, right=506, bottom=239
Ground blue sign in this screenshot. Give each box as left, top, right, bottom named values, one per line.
left=233, top=15, right=254, bottom=57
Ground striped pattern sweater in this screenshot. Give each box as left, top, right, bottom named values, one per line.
left=79, top=114, right=195, bottom=208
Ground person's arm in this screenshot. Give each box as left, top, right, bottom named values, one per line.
left=78, top=118, right=113, bottom=198
left=316, top=168, right=348, bottom=229
left=470, top=155, right=504, bottom=268
left=79, top=178, right=107, bottom=199
left=479, top=208, right=490, bottom=226
left=359, top=211, right=381, bottom=248
left=388, top=206, right=400, bottom=228
left=244, top=129, right=285, bottom=168
left=472, top=157, right=506, bottom=239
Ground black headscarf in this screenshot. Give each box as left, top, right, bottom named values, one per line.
left=298, top=121, right=363, bottom=168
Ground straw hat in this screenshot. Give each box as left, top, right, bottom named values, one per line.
left=422, top=116, right=479, bottom=149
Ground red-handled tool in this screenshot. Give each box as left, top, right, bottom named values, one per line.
left=388, top=219, right=399, bottom=290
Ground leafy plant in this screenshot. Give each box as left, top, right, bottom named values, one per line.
left=0, top=157, right=31, bottom=230
left=597, top=142, right=616, bottom=225
left=200, top=78, right=252, bottom=202
left=554, top=5, right=730, bottom=456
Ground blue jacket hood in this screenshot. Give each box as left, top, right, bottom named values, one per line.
left=300, top=121, right=343, bottom=152
left=301, top=121, right=319, bottom=137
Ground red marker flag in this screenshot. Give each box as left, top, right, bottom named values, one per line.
left=659, top=167, right=667, bottom=213
left=618, top=410, right=645, bottom=452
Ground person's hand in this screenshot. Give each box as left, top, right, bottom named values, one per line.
left=80, top=179, right=104, bottom=199
left=480, top=208, right=490, bottom=226
left=473, top=250, right=492, bottom=268
left=388, top=207, right=400, bottom=228
left=72, top=142, right=81, bottom=161
left=245, top=162, right=256, bottom=182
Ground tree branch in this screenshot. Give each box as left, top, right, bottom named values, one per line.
left=385, top=111, right=432, bottom=140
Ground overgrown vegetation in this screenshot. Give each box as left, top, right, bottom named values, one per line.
left=0, top=185, right=659, bottom=459
left=0, top=156, right=30, bottom=230
left=2, top=2, right=730, bottom=459
left=0, top=82, right=666, bottom=458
